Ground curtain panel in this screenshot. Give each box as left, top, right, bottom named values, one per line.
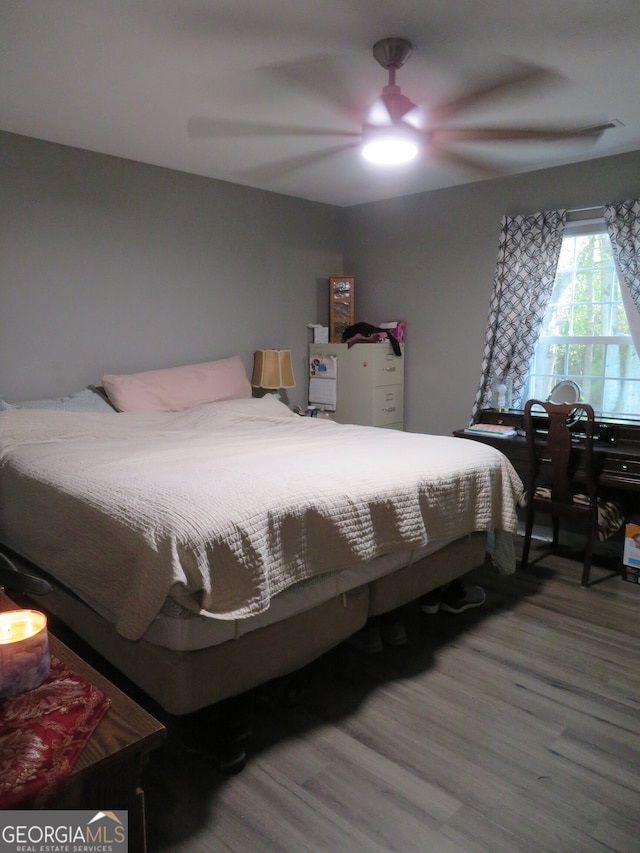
left=604, top=199, right=640, bottom=356
left=471, top=210, right=566, bottom=422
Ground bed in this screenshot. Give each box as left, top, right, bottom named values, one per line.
left=0, top=361, right=523, bottom=715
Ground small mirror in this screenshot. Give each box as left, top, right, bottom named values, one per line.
left=547, top=380, right=583, bottom=426
left=547, top=380, right=581, bottom=405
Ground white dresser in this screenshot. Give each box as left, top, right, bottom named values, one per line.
left=309, top=342, right=404, bottom=429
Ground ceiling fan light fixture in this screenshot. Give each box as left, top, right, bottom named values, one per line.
left=361, top=125, right=419, bottom=165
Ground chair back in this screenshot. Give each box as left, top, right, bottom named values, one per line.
left=523, top=399, right=597, bottom=507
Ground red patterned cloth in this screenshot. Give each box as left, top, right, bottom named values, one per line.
left=0, top=657, right=111, bottom=808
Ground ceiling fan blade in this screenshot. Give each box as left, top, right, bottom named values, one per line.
left=188, top=117, right=360, bottom=140
left=431, top=123, right=609, bottom=145
left=429, top=61, right=562, bottom=125
left=237, top=142, right=361, bottom=184
left=263, top=53, right=367, bottom=127
left=428, top=144, right=501, bottom=176
left=430, top=125, right=605, bottom=144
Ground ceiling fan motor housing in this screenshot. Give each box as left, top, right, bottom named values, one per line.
left=381, top=85, right=417, bottom=123
left=372, top=38, right=416, bottom=124
left=372, top=38, right=413, bottom=71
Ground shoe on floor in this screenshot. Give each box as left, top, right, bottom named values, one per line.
left=419, top=590, right=441, bottom=615
left=178, top=726, right=247, bottom=774
left=440, top=583, right=486, bottom=614
left=379, top=618, right=408, bottom=646
left=347, top=623, right=383, bottom=654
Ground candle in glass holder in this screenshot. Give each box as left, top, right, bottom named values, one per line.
left=0, top=610, right=50, bottom=699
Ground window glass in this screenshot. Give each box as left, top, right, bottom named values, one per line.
left=525, top=224, right=640, bottom=417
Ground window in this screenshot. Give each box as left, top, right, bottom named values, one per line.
left=525, top=222, right=640, bottom=417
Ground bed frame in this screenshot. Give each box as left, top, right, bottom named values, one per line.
left=10, top=533, right=485, bottom=715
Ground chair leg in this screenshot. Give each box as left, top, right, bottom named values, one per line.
left=581, top=537, right=594, bottom=587
left=551, top=515, right=560, bottom=551
left=521, top=507, right=534, bottom=569
left=581, top=507, right=598, bottom=587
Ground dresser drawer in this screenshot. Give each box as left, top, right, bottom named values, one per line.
left=373, top=385, right=403, bottom=426
left=309, top=342, right=404, bottom=429
left=370, top=347, right=403, bottom=385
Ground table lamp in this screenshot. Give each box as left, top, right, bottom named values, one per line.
left=251, top=349, right=296, bottom=398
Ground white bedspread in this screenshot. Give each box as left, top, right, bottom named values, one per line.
left=0, top=396, right=523, bottom=640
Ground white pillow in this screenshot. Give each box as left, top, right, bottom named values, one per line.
left=101, top=356, right=252, bottom=413
left=0, top=386, right=117, bottom=413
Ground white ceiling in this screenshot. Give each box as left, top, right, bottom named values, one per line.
left=2, top=0, right=640, bottom=208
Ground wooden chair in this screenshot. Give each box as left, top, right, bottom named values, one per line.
left=520, top=398, right=599, bottom=586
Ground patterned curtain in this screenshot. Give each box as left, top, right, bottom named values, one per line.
left=471, top=210, right=566, bottom=422
left=604, top=199, right=640, bottom=355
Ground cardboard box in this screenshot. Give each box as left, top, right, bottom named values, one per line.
left=623, top=565, right=640, bottom=584
left=622, top=523, right=640, bottom=584
left=308, top=324, right=329, bottom=343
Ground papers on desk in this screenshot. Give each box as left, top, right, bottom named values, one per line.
left=464, top=423, right=517, bottom=438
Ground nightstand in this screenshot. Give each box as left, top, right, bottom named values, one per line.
left=0, top=591, right=165, bottom=853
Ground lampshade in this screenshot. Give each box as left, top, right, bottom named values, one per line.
left=252, top=349, right=296, bottom=389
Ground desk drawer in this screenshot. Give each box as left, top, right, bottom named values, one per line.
left=600, top=455, right=640, bottom=488
left=459, top=432, right=528, bottom=460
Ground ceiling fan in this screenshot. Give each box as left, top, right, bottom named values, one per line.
left=188, top=37, right=618, bottom=177
left=361, top=38, right=617, bottom=168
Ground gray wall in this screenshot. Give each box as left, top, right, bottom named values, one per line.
left=345, top=150, right=640, bottom=436
left=2, top=130, right=640, bottom=434
left=0, top=132, right=345, bottom=407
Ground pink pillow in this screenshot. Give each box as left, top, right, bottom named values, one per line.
left=101, top=356, right=252, bottom=413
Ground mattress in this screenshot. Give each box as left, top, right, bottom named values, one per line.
left=33, top=533, right=487, bottom=714
left=56, top=538, right=451, bottom=652
left=0, top=395, right=523, bottom=642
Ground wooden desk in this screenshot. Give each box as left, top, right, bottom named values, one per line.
left=454, top=410, right=640, bottom=493
left=0, top=591, right=165, bottom=853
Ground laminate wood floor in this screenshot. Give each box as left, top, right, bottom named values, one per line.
left=140, top=538, right=640, bottom=853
